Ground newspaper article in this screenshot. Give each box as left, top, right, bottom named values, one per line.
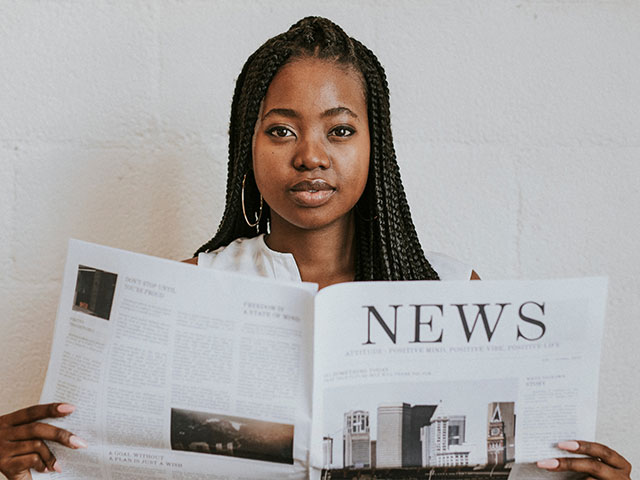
left=310, top=278, right=606, bottom=478
left=34, top=240, right=606, bottom=480
left=35, top=240, right=316, bottom=480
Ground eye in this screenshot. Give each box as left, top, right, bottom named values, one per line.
left=329, top=126, right=355, bottom=138
left=266, top=126, right=295, bottom=138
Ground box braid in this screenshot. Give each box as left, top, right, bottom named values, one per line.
left=195, top=16, right=439, bottom=281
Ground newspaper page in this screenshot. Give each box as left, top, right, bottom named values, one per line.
left=35, top=239, right=317, bottom=480
left=310, top=278, right=606, bottom=479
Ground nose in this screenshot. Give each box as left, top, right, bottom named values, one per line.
left=293, top=135, right=331, bottom=171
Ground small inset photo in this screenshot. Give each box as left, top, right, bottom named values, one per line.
left=171, top=408, right=294, bottom=465
left=72, top=265, right=117, bottom=320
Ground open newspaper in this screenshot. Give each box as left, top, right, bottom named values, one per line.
left=35, top=240, right=606, bottom=480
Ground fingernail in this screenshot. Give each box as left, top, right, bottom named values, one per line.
left=53, top=461, right=62, bottom=473
left=69, top=435, right=88, bottom=448
left=537, top=458, right=559, bottom=469
left=558, top=440, right=580, bottom=451
left=57, top=404, right=76, bottom=414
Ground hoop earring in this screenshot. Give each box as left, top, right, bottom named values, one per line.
left=242, top=173, right=263, bottom=231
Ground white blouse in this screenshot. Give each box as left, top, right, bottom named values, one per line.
left=197, top=235, right=473, bottom=282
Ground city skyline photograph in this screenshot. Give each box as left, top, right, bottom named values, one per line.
left=322, top=378, right=517, bottom=469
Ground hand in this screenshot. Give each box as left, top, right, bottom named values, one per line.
left=0, top=403, right=87, bottom=480
left=537, top=440, right=632, bottom=480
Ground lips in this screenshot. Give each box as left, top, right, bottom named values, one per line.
left=289, top=179, right=336, bottom=207
left=291, top=179, right=335, bottom=192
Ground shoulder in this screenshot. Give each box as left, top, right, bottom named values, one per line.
left=182, top=237, right=264, bottom=269
left=181, top=238, right=259, bottom=266
left=425, top=251, right=479, bottom=281
left=195, top=236, right=265, bottom=269
left=185, top=235, right=301, bottom=282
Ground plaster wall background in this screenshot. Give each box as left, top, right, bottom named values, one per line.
left=1, top=0, right=639, bottom=474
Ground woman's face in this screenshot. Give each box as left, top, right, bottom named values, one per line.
left=252, top=57, right=370, bottom=233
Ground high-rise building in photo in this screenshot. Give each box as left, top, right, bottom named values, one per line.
left=447, top=416, right=466, bottom=445
left=421, top=415, right=470, bottom=467
left=376, top=404, right=405, bottom=467
left=487, top=402, right=516, bottom=465
left=343, top=410, right=371, bottom=468
left=323, top=436, right=333, bottom=469
left=376, top=403, right=437, bottom=468
left=370, top=440, right=376, bottom=469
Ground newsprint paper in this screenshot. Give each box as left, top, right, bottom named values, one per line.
left=34, top=240, right=607, bottom=480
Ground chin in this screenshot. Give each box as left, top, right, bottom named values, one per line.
left=276, top=209, right=354, bottom=232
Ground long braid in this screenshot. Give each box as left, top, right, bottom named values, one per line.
left=195, top=17, right=439, bottom=281
left=352, top=37, right=439, bottom=280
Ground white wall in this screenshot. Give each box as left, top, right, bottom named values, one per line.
left=1, top=0, right=639, bottom=474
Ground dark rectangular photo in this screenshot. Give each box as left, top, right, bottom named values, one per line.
left=72, top=265, right=117, bottom=320
left=170, top=408, right=294, bottom=465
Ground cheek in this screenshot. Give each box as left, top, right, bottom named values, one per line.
left=251, top=136, right=265, bottom=173
left=355, top=164, right=370, bottom=198
left=252, top=141, right=277, bottom=190
left=253, top=165, right=277, bottom=199
left=354, top=127, right=370, bottom=175
left=352, top=144, right=370, bottom=193
left=253, top=155, right=291, bottom=209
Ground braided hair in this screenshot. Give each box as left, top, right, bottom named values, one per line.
left=195, top=16, right=439, bottom=281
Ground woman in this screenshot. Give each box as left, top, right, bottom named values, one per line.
left=0, top=17, right=631, bottom=480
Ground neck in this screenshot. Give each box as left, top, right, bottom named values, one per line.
left=265, top=214, right=356, bottom=289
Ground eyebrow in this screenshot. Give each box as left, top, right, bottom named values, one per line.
left=322, top=107, right=358, bottom=119
left=262, top=106, right=359, bottom=121
left=263, top=108, right=299, bottom=120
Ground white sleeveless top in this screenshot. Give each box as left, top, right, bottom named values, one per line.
left=197, top=235, right=473, bottom=281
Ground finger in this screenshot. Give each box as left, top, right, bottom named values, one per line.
left=552, top=457, right=617, bottom=478
left=0, top=403, right=75, bottom=427
left=1, top=453, right=46, bottom=476
left=558, top=440, right=632, bottom=472
left=4, top=439, right=59, bottom=472
left=6, top=422, right=87, bottom=449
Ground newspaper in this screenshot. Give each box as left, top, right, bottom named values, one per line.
left=34, top=240, right=607, bottom=480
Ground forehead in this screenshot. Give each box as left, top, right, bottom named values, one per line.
left=262, top=58, right=367, bottom=115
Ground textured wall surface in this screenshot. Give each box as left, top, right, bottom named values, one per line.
left=1, top=0, right=639, bottom=475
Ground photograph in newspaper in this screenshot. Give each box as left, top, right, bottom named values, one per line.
left=72, top=265, right=118, bottom=320
left=171, top=408, right=295, bottom=464
left=320, top=379, right=517, bottom=475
